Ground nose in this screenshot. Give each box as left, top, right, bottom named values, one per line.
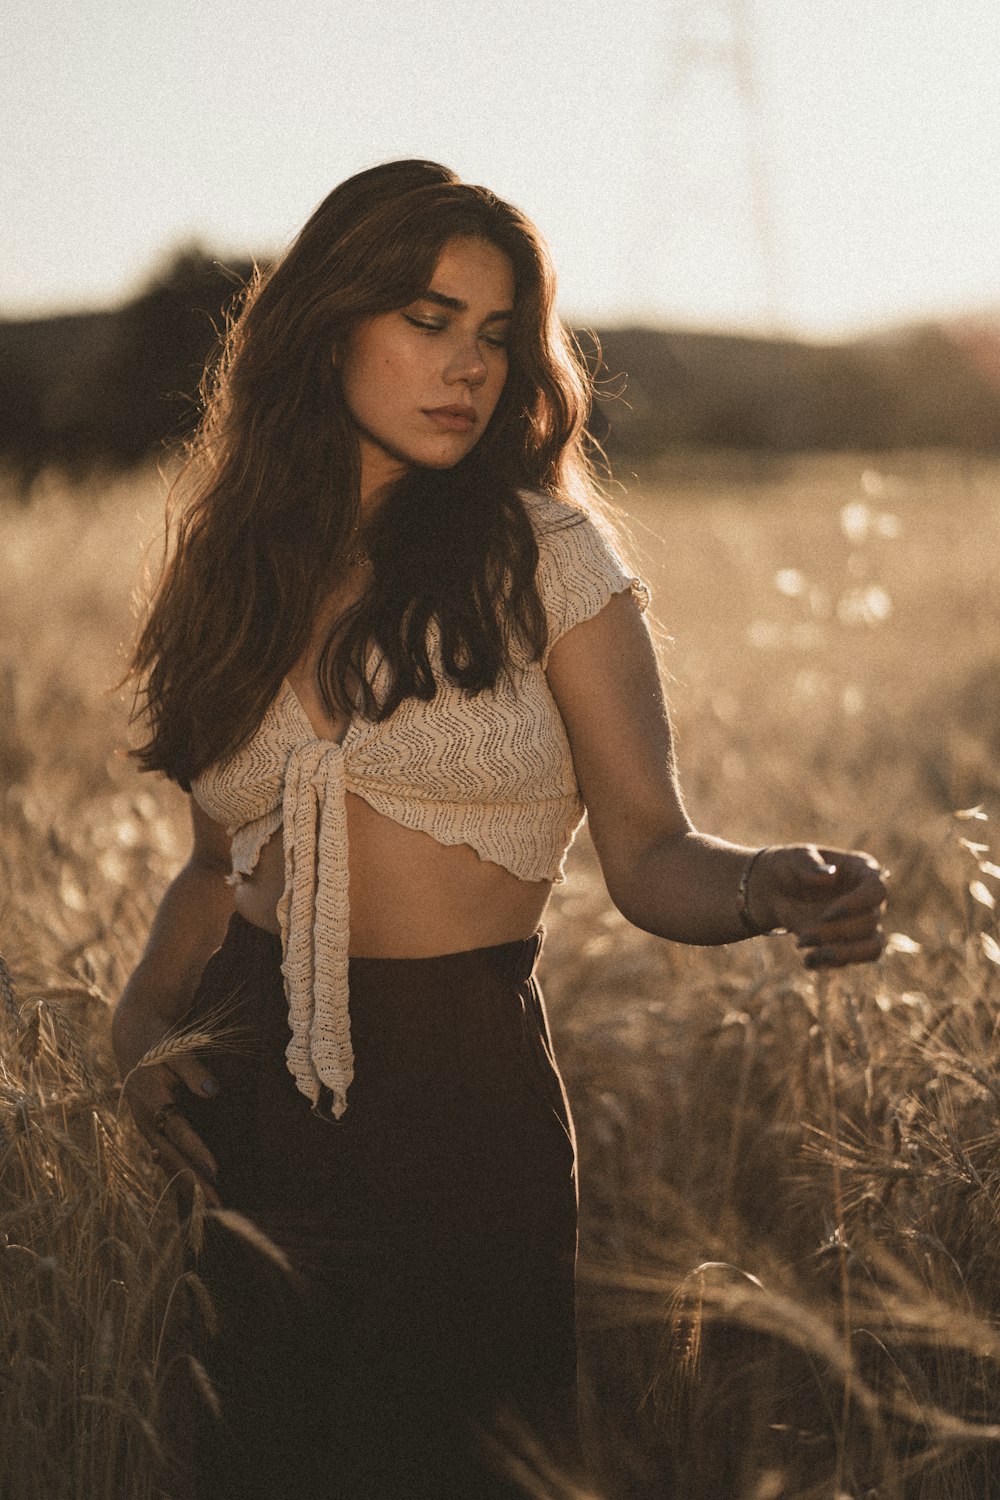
left=444, top=335, right=488, bottom=388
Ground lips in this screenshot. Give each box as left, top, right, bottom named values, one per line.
left=423, top=405, right=477, bottom=431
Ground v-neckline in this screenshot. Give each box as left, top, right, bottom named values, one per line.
left=280, top=676, right=354, bottom=749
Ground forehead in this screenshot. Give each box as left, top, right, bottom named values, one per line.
left=422, top=235, right=515, bottom=307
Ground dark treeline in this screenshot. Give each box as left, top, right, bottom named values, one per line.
left=3, top=248, right=1000, bottom=486
left=0, top=251, right=256, bottom=484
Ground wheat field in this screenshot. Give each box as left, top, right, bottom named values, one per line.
left=2, top=450, right=999, bottom=1499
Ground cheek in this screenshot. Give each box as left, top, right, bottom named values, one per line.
left=342, top=341, right=413, bottom=423
left=369, top=342, right=428, bottom=402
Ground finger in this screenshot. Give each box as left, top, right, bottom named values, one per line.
left=782, top=846, right=839, bottom=887
left=168, top=1054, right=222, bottom=1101
left=126, top=1045, right=221, bottom=1104
left=124, top=1076, right=181, bottom=1142
left=816, top=849, right=887, bottom=890
left=814, top=873, right=888, bottom=924
left=804, top=935, right=885, bottom=969
left=145, top=1108, right=221, bottom=1200
left=149, top=1137, right=222, bottom=1210
left=797, top=911, right=885, bottom=948
left=128, top=1084, right=221, bottom=1186
left=158, top=1110, right=221, bottom=1187
left=818, top=848, right=883, bottom=874
left=122, top=1056, right=177, bottom=1101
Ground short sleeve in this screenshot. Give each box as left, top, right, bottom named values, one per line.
left=523, top=492, right=650, bottom=665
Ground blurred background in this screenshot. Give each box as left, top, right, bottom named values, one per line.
left=4, top=0, right=1000, bottom=478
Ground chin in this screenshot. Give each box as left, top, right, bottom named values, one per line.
left=414, top=440, right=480, bottom=470
left=417, top=454, right=468, bottom=471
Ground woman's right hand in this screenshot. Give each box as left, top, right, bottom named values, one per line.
left=112, top=996, right=223, bottom=1211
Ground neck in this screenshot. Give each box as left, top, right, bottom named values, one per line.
left=357, top=433, right=408, bottom=517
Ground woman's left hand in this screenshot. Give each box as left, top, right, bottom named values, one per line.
left=747, top=845, right=888, bottom=969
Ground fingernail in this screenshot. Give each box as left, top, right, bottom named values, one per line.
left=201, top=1078, right=220, bottom=1097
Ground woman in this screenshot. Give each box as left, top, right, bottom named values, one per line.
left=113, top=159, right=886, bottom=1499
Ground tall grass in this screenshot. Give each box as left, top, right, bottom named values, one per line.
left=2, top=451, right=999, bottom=1497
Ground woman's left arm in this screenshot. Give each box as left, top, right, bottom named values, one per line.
left=545, top=591, right=887, bottom=969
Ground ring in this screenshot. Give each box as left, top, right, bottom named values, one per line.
left=153, top=1101, right=182, bottom=1135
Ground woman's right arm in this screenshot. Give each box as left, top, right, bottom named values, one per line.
left=112, top=798, right=236, bottom=1207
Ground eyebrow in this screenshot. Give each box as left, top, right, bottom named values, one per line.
left=415, top=289, right=514, bottom=322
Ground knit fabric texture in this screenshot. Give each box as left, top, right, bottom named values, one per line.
left=191, top=491, right=649, bottom=1115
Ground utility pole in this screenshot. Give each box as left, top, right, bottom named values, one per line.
left=629, top=0, right=783, bottom=332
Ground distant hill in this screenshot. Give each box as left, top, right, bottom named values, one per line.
left=588, top=322, right=1000, bottom=454
left=2, top=249, right=999, bottom=484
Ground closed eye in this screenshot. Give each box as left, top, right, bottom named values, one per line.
left=403, top=315, right=508, bottom=350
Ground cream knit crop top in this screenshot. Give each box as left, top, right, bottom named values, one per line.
left=191, top=491, right=648, bottom=1117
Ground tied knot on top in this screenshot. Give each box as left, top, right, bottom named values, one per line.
left=279, top=740, right=354, bottom=1118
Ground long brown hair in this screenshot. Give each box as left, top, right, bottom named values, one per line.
left=129, top=159, right=609, bottom=789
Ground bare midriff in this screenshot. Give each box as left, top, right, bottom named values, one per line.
left=229, top=587, right=553, bottom=956
left=231, top=802, right=552, bottom=956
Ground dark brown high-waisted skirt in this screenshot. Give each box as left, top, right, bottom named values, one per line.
left=180, top=911, right=580, bottom=1500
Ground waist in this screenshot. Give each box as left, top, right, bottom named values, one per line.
left=226, top=910, right=544, bottom=986
left=233, top=795, right=553, bottom=952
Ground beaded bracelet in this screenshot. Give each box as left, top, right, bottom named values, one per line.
left=736, top=846, right=775, bottom=937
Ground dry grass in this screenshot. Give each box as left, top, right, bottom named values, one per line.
left=2, top=451, right=999, bottom=1498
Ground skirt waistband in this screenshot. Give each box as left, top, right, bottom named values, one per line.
left=227, top=911, right=543, bottom=988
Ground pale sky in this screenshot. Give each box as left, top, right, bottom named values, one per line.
left=5, top=0, right=999, bottom=336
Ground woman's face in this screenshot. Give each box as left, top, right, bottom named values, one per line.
left=337, top=235, right=515, bottom=504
